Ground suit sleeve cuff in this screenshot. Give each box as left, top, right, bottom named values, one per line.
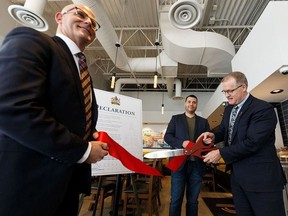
left=77, top=142, right=91, bottom=163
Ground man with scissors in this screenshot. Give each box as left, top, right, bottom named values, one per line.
left=202, top=71, right=286, bottom=216
left=164, top=95, right=210, bottom=216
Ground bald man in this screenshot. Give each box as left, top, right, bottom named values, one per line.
left=0, top=4, right=108, bottom=216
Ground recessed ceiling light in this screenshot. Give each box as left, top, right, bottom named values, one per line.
left=279, top=65, right=288, bottom=75
left=270, top=89, right=283, bottom=94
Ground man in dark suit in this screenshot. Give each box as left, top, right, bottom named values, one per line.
left=203, top=71, right=286, bottom=216
left=164, top=95, right=210, bottom=216
left=0, top=4, right=109, bottom=216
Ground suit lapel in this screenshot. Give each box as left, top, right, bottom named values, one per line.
left=52, top=36, right=86, bottom=108
left=231, top=95, right=254, bottom=141
left=180, top=113, right=190, bottom=140
left=193, top=115, right=200, bottom=141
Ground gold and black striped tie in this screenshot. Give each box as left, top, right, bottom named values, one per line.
left=77, top=52, right=92, bottom=141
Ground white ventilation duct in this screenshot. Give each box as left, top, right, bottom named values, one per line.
left=166, top=78, right=183, bottom=100
left=72, top=0, right=180, bottom=97
left=169, top=0, right=203, bottom=29
left=8, top=0, right=49, bottom=32
left=72, top=0, right=177, bottom=73
left=73, top=0, right=235, bottom=96
left=122, top=51, right=177, bottom=74
left=114, top=78, right=183, bottom=100
left=161, top=2, right=235, bottom=77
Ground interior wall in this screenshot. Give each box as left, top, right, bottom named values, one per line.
left=232, top=2, right=288, bottom=94
left=120, top=91, right=214, bottom=123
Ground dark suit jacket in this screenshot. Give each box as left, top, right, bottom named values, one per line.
left=0, top=27, right=98, bottom=215
left=164, top=113, right=210, bottom=174
left=215, top=94, right=285, bottom=192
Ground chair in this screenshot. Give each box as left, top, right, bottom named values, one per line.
left=85, top=175, right=116, bottom=216
left=138, top=158, right=162, bottom=206
left=122, top=159, right=161, bottom=216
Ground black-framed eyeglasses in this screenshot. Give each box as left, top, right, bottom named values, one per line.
left=62, top=7, right=101, bottom=32
left=221, top=85, right=242, bottom=94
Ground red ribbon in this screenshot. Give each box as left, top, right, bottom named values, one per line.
left=165, top=141, right=195, bottom=172
left=97, top=131, right=163, bottom=177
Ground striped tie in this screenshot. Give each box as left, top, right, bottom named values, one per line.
left=77, top=52, right=92, bottom=141
left=228, top=106, right=239, bottom=145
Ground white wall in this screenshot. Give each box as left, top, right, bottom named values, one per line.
left=121, top=91, right=213, bottom=123
left=202, top=1, right=288, bottom=119
left=232, top=1, right=288, bottom=91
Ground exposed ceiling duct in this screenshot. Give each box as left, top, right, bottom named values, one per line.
left=161, top=1, right=235, bottom=77
left=73, top=0, right=177, bottom=73
left=72, top=0, right=235, bottom=95
left=114, top=78, right=183, bottom=100
left=8, top=0, right=49, bottom=32
left=11, top=0, right=235, bottom=93
left=72, top=0, right=180, bottom=97
left=169, top=0, right=203, bottom=29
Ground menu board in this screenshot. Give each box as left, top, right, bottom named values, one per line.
left=91, top=89, right=143, bottom=176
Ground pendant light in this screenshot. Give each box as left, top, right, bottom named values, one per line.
left=154, top=40, right=160, bottom=88
left=153, top=72, right=158, bottom=88
left=110, top=73, right=116, bottom=89
left=111, top=42, right=120, bottom=89
left=161, top=84, right=165, bottom=115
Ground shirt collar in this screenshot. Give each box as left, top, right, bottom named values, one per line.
left=56, top=34, right=81, bottom=55
left=236, top=93, right=250, bottom=110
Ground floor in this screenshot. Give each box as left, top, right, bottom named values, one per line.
left=79, top=175, right=233, bottom=216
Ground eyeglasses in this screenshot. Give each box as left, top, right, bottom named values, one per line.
left=221, top=85, right=242, bottom=94
left=62, top=7, right=101, bottom=32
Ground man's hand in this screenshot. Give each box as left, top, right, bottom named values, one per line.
left=201, top=132, right=215, bottom=145
left=203, top=149, right=221, bottom=164
left=85, top=141, right=109, bottom=164
left=85, top=131, right=109, bottom=164
left=182, top=140, right=190, bottom=148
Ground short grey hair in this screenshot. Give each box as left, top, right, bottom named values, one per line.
left=222, top=71, right=248, bottom=87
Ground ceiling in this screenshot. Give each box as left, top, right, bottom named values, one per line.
left=3, top=0, right=286, bottom=91
left=3, top=0, right=288, bottom=127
